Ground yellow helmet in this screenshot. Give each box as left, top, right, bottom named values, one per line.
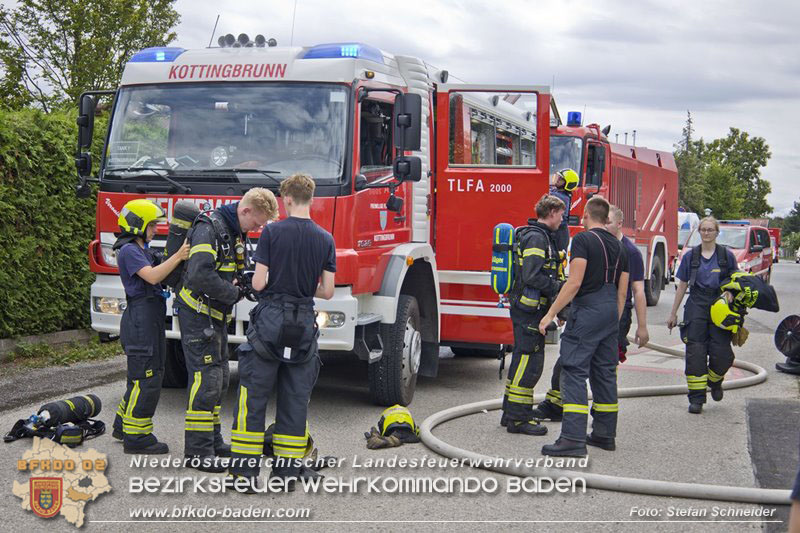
left=558, top=168, right=579, bottom=192
left=378, top=405, right=420, bottom=443
left=710, top=296, right=744, bottom=333
left=118, top=199, right=166, bottom=236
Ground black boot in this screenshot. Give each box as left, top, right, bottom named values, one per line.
left=185, top=454, right=227, bottom=473
left=112, top=428, right=124, bottom=441
left=124, top=440, right=169, bottom=454
left=532, top=400, right=563, bottom=421
left=709, top=382, right=723, bottom=402
left=500, top=413, right=508, bottom=427
left=541, top=437, right=587, bottom=457
left=507, top=420, right=548, bottom=436
left=215, top=443, right=232, bottom=457
left=776, top=358, right=800, bottom=375
left=586, top=432, right=615, bottom=451
left=688, top=402, right=703, bottom=414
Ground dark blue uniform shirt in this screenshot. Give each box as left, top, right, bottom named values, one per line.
left=676, top=247, right=738, bottom=289
left=622, top=236, right=644, bottom=305
left=253, top=217, right=336, bottom=298
left=117, top=243, right=159, bottom=298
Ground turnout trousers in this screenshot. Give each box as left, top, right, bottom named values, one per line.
left=113, top=295, right=166, bottom=448
left=681, top=288, right=734, bottom=403
left=559, top=284, right=620, bottom=443
left=177, top=302, right=230, bottom=456
left=228, top=344, right=321, bottom=478
left=502, top=306, right=546, bottom=421
left=542, top=303, right=632, bottom=411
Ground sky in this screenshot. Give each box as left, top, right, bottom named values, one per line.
left=8, top=0, right=798, bottom=214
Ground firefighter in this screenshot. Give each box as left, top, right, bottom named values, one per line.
left=179, top=188, right=278, bottom=471
left=228, top=174, right=336, bottom=493
left=668, top=216, right=738, bottom=414
left=112, top=200, right=189, bottom=454
left=538, top=196, right=629, bottom=457
left=549, top=168, right=579, bottom=254
left=532, top=205, right=648, bottom=421
left=500, top=194, right=565, bottom=436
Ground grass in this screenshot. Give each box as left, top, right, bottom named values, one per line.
left=3, top=336, right=123, bottom=369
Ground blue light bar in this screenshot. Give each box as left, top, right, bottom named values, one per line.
left=129, top=47, right=186, bottom=63
left=719, top=220, right=750, bottom=225
left=302, top=43, right=384, bottom=64
left=567, top=111, right=582, bottom=127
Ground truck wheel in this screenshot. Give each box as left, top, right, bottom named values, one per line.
left=162, top=338, right=188, bottom=388
left=451, top=346, right=502, bottom=358
left=98, top=332, right=119, bottom=343
left=645, top=255, right=663, bottom=306
left=764, top=267, right=772, bottom=284
left=369, top=295, right=421, bottom=406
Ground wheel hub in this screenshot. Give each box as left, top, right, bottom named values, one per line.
left=403, top=318, right=422, bottom=383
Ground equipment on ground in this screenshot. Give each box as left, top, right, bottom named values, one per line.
left=4, top=394, right=105, bottom=447
left=775, top=314, right=800, bottom=375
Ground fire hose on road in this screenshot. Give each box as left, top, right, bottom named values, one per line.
left=419, top=339, right=792, bottom=505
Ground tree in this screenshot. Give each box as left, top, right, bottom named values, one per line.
left=705, top=128, right=772, bottom=217
left=701, top=161, right=744, bottom=219
left=783, top=200, right=800, bottom=234
left=0, top=0, right=180, bottom=112
left=674, top=111, right=707, bottom=213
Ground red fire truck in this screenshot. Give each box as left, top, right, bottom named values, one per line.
left=75, top=40, right=556, bottom=406
left=549, top=113, right=679, bottom=305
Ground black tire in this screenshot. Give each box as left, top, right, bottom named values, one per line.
left=451, top=346, right=502, bottom=358
left=763, top=267, right=771, bottom=284
left=162, top=338, right=188, bottom=388
left=368, top=295, right=421, bottom=406
left=644, top=255, right=663, bottom=307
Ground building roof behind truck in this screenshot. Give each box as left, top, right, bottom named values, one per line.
left=121, top=42, right=426, bottom=87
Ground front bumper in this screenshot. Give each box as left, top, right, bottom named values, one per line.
left=90, top=275, right=358, bottom=350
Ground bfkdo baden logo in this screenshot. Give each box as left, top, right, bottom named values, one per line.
left=30, top=477, right=63, bottom=518
left=13, top=438, right=111, bottom=528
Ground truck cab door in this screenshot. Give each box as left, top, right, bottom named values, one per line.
left=433, top=84, right=551, bottom=271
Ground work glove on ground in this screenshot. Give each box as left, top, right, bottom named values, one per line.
left=364, top=427, right=402, bottom=449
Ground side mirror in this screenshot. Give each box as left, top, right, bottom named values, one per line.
left=595, top=146, right=606, bottom=175
left=393, top=156, right=422, bottom=182
left=393, top=93, right=421, bottom=151
left=751, top=244, right=764, bottom=253
left=354, top=174, right=367, bottom=191
left=76, top=152, right=92, bottom=178
left=77, top=94, right=96, bottom=149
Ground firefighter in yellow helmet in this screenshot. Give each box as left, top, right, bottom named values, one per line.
left=112, top=199, right=189, bottom=453
left=549, top=168, right=579, bottom=253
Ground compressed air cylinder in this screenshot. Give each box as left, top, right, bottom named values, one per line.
left=38, top=394, right=101, bottom=427
left=163, top=200, right=200, bottom=289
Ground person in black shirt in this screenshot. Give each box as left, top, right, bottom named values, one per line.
left=228, top=174, right=335, bottom=493
left=538, top=196, right=629, bottom=457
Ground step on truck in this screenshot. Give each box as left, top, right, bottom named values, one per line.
left=75, top=38, right=555, bottom=405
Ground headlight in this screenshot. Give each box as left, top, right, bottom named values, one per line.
left=316, top=311, right=346, bottom=329
left=100, top=244, right=118, bottom=267
left=93, top=297, right=127, bottom=314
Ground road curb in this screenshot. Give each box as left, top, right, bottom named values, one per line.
left=0, top=329, right=94, bottom=362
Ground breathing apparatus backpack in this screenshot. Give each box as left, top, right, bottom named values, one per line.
left=4, top=395, right=105, bottom=448
left=163, top=200, right=202, bottom=291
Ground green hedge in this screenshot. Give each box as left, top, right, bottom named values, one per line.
left=0, top=108, right=104, bottom=338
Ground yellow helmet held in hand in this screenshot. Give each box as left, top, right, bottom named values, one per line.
left=710, top=296, right=744, bottom=333
left=118, top=199, right=166, bottom=236
left=558, top=168, right=579, bottom=192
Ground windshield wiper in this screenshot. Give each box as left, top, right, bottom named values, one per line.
left=194, top=168, right=283, bottom=188
left=105, top=166, right=191, bottom=193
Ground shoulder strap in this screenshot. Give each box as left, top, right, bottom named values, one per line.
left=689, top=245, right=702, bottom=287
left=516, top=225, right=551, bottom=258
left=588, top=230, right=617, bottom=283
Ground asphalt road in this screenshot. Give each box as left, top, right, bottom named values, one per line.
left=2, top=262, right=799, bottom=532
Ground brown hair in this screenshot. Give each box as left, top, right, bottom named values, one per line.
left=279, top=173, right=315, bottom=204
left=585, top=195, right=610, bottom=223
left=535, top=194, right=566, bottom=219
left=698, top=216, right=719, bottom=233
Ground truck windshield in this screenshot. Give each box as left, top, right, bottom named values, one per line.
left=687, top=227, right=747, bottom=249
left=104, top=83, right=348, bottom=184
left=550, top=136, right=583, bottom=177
